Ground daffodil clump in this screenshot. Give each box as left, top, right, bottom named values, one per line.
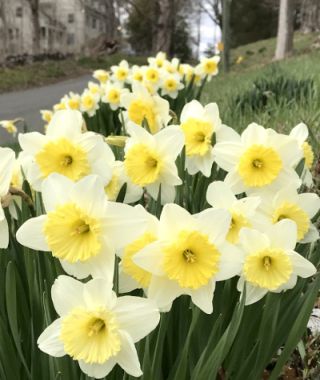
left=0, top=53, right=319, bottom=380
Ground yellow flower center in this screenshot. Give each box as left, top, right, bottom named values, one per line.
left=97, top=72, right=109, bottom=83
left=128, top=99, right=157, bottom=133
left=164, top=78, right=178, bottom=91
left=104, top=173, right=121, bottom=201
left=146, top=68, right=159, bottom=83
left=243, top=248, right=292, bottom=290
left=116, top=68, right=128, bottom=81
left=227, top=211, right=251, bottom=244
left=122, top=232, right=156, bottom=287
left=82, top=94, right=95, bottom=110
left=107, top=89, right=120, bottom=104
left=133, top=72, right=143, bottom=82
left=204, top=60, right=217, bottom=74
left=44, top=202, right=101, bottom=262
left=68, top=98, right=80, bottom=110
left=302, top=142, right=314, bottom=169
left=272, top=202, right=310, bottom=240
left=155, top=59, right=164, bottom=68
left=181, top=118, right=213, bottom=156
left=125, top=144, right=162, bottom=186
left=35, top=138, right=90, bottom=180
left=61, top=307, right=121, bottom=364
left=238, top=145, right=282, bottom=187
left=163, top=230, right=220, bottom=289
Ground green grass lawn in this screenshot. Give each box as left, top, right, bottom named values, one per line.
left=203, top=35, right=320, bottom=147
left=0, top=53, right=146, bottom=93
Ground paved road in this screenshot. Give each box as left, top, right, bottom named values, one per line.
left=0, top=74, right=91, bottom=146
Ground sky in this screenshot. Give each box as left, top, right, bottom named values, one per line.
left=198, top=10, right=222, bottom=57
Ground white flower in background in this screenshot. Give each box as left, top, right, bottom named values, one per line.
left=61, top=92, right=81, bottom=111
left=121, top=83, right=171, bottom=134
left=0, top=120, right=18, bottom=136
left=195, top=56, right=220, bottom=80
left=40, top=110, right=53, bottom=129
left=6, top=155, right=24, bottom=220
left=147, top=52, right=167, bottom=69
left=164, top=58, right=180, bottom=75
left=143, top=66, right=162, bottom=92
left=101, top=83, right=129, bottom=111
left=16, top=174, right=146, bottom=281
left=129, top=65, right=145, bottom=84
left=87, top=81, right=104, bottom=97
left=213, top=123, right=303, bottom=195
left=237, top=220, right=316, bottom=305
left=19, top=110, right=113, bottom=191
left=160, top=73, right=184, bottom=99
left=0, top=147, right=15, bottom=248
left=207, top=181, right=260, bottom=244
left=102, top=144, right=143, bottom=203
left=38, top=276, right=160, bottom=379
left=180, top=100, right=230, bottom=177
left=124, top=123, right=184, bottom=204
left=289, top=122, right=315, bottom=186
left=111, top=60, right=130, bottom=83
left=93, top=69, right=110, bottom=84
left=254, top=186, right=320, bottom=243
left=134, top=203, right=243, bottom=314
left=118, top=205, right=159, bottom=293
left=179, top=64, right=194, bottom=84
left=80, top=89, right=100, bottom=117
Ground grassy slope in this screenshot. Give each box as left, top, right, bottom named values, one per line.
left=203, top=32, right=320, bottom=143
left=0, top=53, right=146, bottom=93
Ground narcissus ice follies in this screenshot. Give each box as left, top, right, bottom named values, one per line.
left=213, top=123, right=302, bottom=194
left=16, top=174, right=146, bottom=281
left=38, top=276, right=160, bottom=379
left=19, top=110, right=114, bottom=191
left=237, top=220, right=316, bottom=305
left=133, top=203, right=243, bottom=314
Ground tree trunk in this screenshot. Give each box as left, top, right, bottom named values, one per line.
left=274, top=0, right=294, bottom=60
left=105, top=0, right=118, bottom=40
left=154, top=0, right=174, bottom=55
left=300, top=0, right=320, bottom=33
left=26, top=0, right=40, bottom=54
left=222, top=0, right=232, bottom=72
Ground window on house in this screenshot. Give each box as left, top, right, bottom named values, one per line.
left=16, top=7, right=23, bottom=17
left=8, top=28, right=14, bottom=40
left=41, top=27, right=46, bottom=39
left=92, top=17, right=96, bottom=29
left=68, top=14, right=74, bottom=23
left=67, top=33, right=75, bottom=45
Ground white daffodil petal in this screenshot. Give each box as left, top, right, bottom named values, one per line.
left=268, top=220, right=297, bottom=250
left=190, top=281, right=215, bottom=314
left=51, top=275, right=85, bottom=316
left=78, top=358, right=116, bottom=379
left=116, top=330, right=142, bottom=377
left=206, top=181, right=236, bottom=208
left=133, top=241, right=165, bottom=276
left=114, top=296, right=160, bottom=343
left=215, top=242, right=244, bottom=281
left=41, top=174, right=73, bottom=211
left=148, top=276, right=183, bottom=311
left=0, top=218, right=9, bottom=249
left=289, top=251, right=317, bottom=278
left=244, top=283, right=268, bottom=306
left=196, top=208, right=231, bottom=245
left=37, top=318, right=65, bottom=357
left=239, top=228, right=270, bottom=254
left=16, top=215, right=49, bottom=251
left=298, top=193, right=320, bottom=218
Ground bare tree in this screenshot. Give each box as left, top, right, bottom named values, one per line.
left=222, top=0, right=231, bottom=72
left=300, top=0, right=320, bottom=32
left=200, top=0, right=222, bottom=28
left=154, top=0, right=175, bottom=54
left=104, top=0, right=119, bottom=40
left=25, top=0, right=40, bottom=54
left=275, top=0, right=295, bottom=60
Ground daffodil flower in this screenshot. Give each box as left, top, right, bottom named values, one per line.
left=237, top=220, right=316, bottom=305
left=213, top=123, right=303, bottom=195
left=16, top=174, right=147, bottom=281
left=19, top=110, right=114, bottom=191
left=38, top=276, right=160, bottom=378
left=133, top=203, right=243, bottom=314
